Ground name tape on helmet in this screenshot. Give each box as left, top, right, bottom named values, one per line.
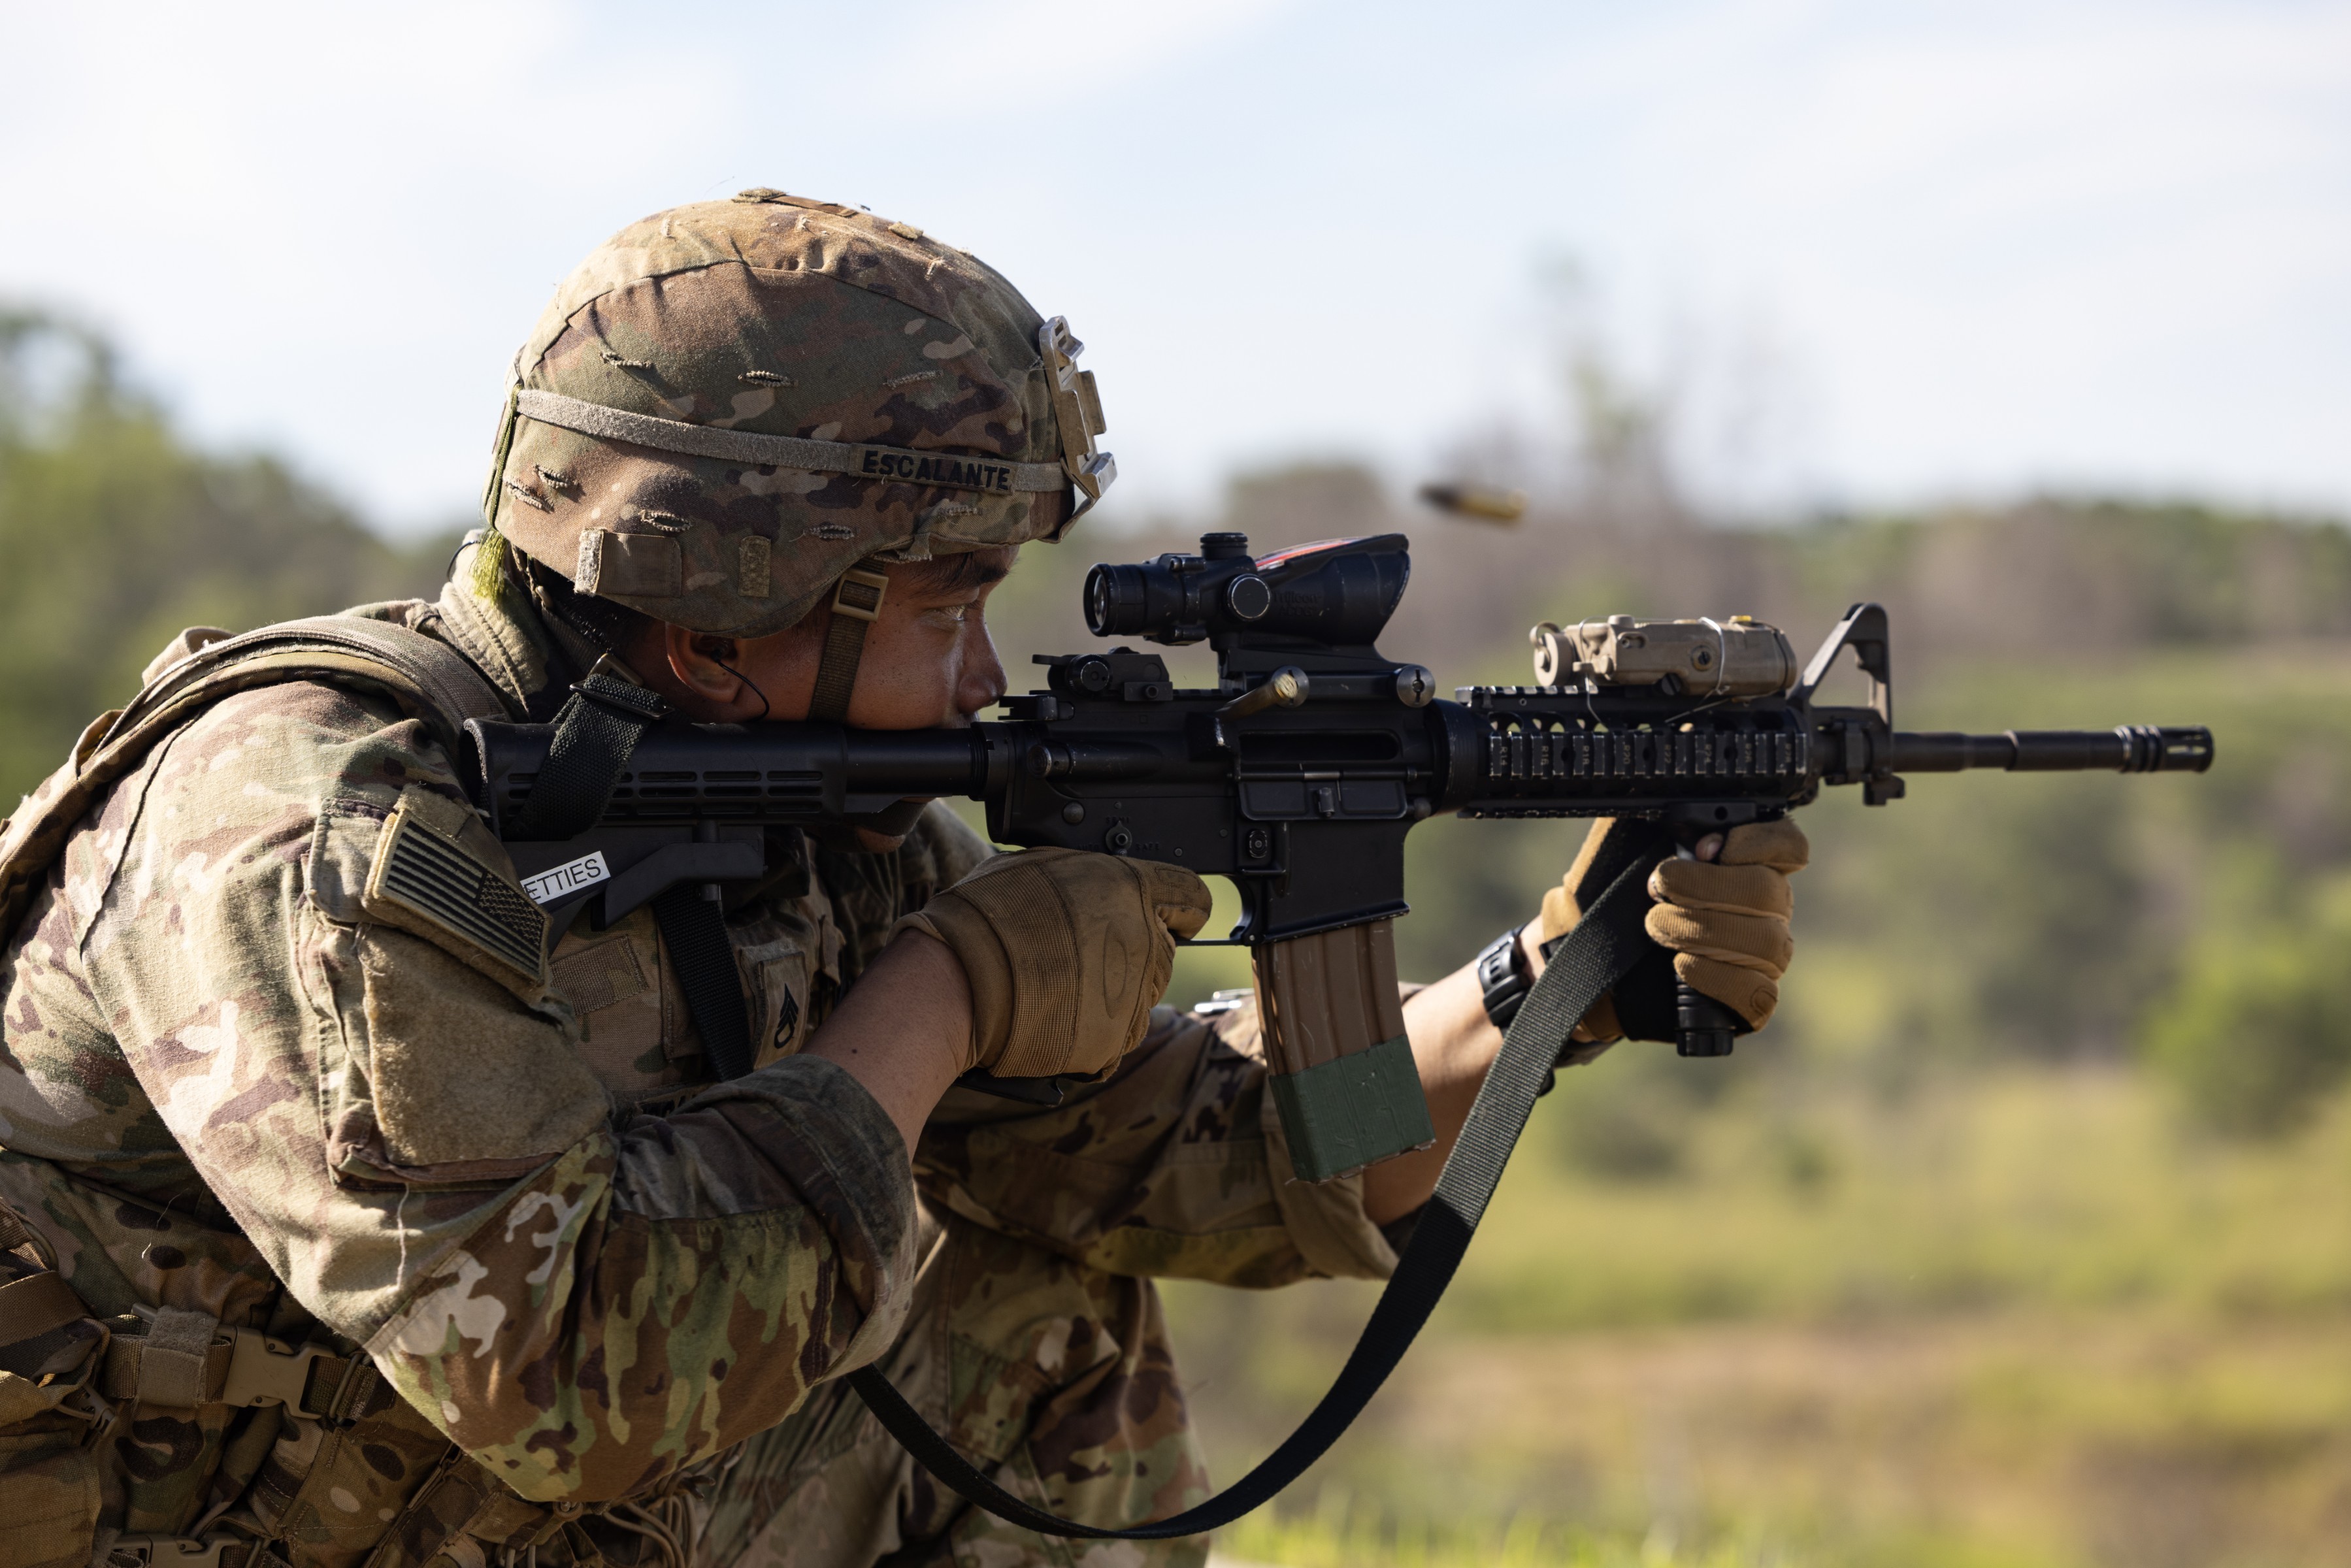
left=853, top=448, right=1021, bottom=492
left=516, top=389, right=1066, bottom=496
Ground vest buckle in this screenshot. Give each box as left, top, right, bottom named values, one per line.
left=105, top=1536, right=258, bottom=1568
left=220, top=1328, right=337, bottom=1411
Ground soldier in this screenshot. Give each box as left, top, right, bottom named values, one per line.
left=0, top=191, right=1806, bottom=1568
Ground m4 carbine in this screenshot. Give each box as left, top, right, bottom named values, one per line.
left=467, top=530, right=2213, bottom=1184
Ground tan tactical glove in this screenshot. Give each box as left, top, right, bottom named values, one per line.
left=1539, top=817, right=1810, bottom=1039
left=894, top=847, right=1213, bottom=1079
left=1645, top=819, right=1808, bottom=1028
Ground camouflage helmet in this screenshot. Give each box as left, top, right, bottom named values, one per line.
left=482, top=188, right=1113, bottom=642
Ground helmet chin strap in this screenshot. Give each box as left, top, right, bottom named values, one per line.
left=802, top=562, right=930, bottom=845
left=804, top=563, right=889, bottom=725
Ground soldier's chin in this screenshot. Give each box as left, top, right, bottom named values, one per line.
left=810, top=798, right=930, bottom=853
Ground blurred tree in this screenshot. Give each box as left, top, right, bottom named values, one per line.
left=2141, top=875, right=2351, bottom=1138
left=1534, top=255, right=1687, bottom=531
left=0, top=308, right=457, bottom=803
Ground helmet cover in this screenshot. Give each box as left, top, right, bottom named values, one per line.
left=485, top=189, right=1110, bottom=638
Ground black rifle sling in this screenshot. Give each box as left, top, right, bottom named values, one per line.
left=501, top=668, right=761, bottom=1081
left=655, top=887, right=759, bottom=1081
left=504, top=671, right=670, bottom=841
left=847, top=821, right=1672, bottom=1540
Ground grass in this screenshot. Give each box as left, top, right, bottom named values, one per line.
left=1215, top=1497, right=1828, bottom=1567
left=1164, top=1070, right=2351, bottom=1567
left=1447, top=1064, right=2351, bottom=1331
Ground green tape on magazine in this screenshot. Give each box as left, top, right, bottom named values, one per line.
left=1270, top=1034, right=1435, bottom=1183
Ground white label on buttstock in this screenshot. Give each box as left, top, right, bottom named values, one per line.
left=521, top=850, right=610, bottom=906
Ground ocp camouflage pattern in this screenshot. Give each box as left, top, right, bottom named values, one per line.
left=491, top=191, right=1084, bottom=640
left=0, top=563, right=1407, bottom=1566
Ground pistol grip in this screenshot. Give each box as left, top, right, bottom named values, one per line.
left=1660, top=804, right=1760, bottom=1059
left=1674, top=984, right=1741, bottom=1058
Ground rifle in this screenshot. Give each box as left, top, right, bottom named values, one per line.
left=461, top=529, right=2211, bottom=1537
left=468, top=529, right=2210, bottom=1176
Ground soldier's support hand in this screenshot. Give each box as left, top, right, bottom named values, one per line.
left=1644, top=817, right=1809, bottom=1029
left=1537, top=817, right=1809, bottom=1037
left=1366, top=819, right=1809, bottom=1226
left=895, top=847, right=1213, bottom=1079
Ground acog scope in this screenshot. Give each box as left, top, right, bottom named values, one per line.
left=1083, top=532, right=1411, bottom=649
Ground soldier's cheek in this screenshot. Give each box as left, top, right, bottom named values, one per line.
left=847, top=628, right=966, bottom=732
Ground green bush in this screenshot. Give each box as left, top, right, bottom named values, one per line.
left=2142, top=881, right=2351, bottom=1137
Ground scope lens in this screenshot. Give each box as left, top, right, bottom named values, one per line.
left=1085, top=564, right=1144, bottom=636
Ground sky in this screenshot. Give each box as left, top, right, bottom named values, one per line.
left=3, top=0, right=2346, bottom=534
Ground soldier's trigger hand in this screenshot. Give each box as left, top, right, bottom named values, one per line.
left=1645, top=818, right=1810, bottom=1031
left=891, top=848, right=1213, bottom=1079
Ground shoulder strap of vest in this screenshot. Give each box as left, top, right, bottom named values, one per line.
left=107, top=615, right=515, bottom=755
left=1, top=615, right=515, bottom=946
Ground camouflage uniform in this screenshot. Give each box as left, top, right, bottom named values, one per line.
left=0, top=565, right=1407, bottom=1568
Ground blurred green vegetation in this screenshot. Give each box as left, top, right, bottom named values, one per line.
left=0, top=310, right=458, bottom=804
left=13, top=318, right=2351, bottom=1565
left=2143, top=874, right=2351, bottom=1138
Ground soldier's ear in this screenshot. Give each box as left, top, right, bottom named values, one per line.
left=663, top=625, right=745, bottom=702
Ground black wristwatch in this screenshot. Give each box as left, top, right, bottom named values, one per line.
left=1475, top=926, right=1533, bottom=1030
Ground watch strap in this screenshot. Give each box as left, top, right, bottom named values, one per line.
left=1475, top=927, right=1531, bottom=1030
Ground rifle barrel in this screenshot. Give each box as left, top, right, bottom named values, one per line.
left=1888, top=726, right=2213, bottom=775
